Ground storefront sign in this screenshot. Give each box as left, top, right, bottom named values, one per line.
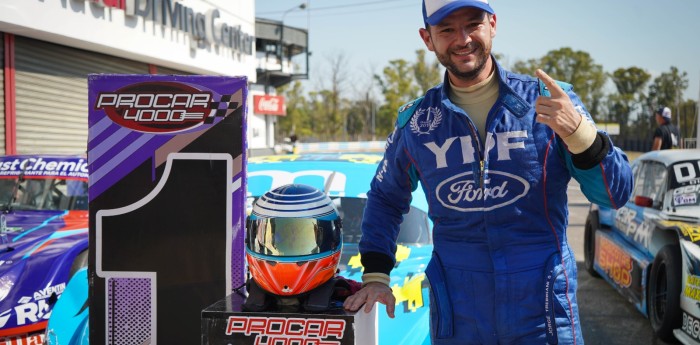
left=73, top=0, right=254, bottom=55
left=254, top=95, right=286, bottom=115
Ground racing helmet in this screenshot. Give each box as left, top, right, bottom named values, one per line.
left=245, top=184, right=342, bottom=296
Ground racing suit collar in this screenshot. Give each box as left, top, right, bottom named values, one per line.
left=439, top=56, right=532, bottom=119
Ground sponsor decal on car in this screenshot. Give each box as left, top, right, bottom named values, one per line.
left=392, top=273, right=426, bottom=313
left=0, top=157, right=88, bottom=179
left=596, top=235, right=633, bottom=288
left=614, top=208, right=652, bottom=248
left=0, top=299, right=51, bottom=328
left=685, top=275, right=700, bottom=302
left=0, top=332, right=44, bottom=345
left=660, top=220, right=700, bottom=243
left=682, top=311, right=700, bottom=342
left=347, top=245, right=427, bottom=313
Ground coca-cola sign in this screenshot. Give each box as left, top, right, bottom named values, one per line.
left=253, top=95, right=285, bottom=115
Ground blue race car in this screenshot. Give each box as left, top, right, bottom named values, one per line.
left=584, top=149, right=700, bottom=344
left=0, top=155, right=89, bottom=344
left=247, top=152, right=433, bottom=345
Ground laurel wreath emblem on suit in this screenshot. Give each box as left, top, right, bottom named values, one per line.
left=410, top=107, right=442, bottom=135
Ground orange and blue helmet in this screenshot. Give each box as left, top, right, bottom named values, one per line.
left=245, top=184, right=342, bottom=296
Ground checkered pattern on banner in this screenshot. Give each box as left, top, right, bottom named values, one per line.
left=206, top=94, right=240, bottom=124
left=108, top=278, right=151, bottom=345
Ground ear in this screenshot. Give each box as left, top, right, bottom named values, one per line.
left=490, top=14, right=497, bottom=38
left=419, top=27, right=435, bottom=52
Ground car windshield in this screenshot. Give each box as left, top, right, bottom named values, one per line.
left=0, top=177, right=89, bottom=211
left=668, top=160, right=700, bottom=209
left=333, top=197, right=432, bottom=245
left=246, top=196, right=432, bottom=245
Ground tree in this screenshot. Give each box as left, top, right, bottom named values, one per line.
left=276, top=81, right=311, bottom=141
left=647, top=66, right=689, bottom=129
left=413, top=49, right=442, bottom=94
left=307, top=53, right=352, bottom=140
left=374, top=59, right=421, bottom=137
left=607, top=67, right=651, bottom=139
left=511, top=47, right=607, bottom=119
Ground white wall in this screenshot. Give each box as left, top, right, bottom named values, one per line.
left=0, top=0, right=257, bottom=80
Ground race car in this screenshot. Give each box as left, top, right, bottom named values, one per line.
left=584, top=149, right=700, bottom=344
left=0, top=155, right=89, bottom=344
left=247, top=152, right=433, bottom=345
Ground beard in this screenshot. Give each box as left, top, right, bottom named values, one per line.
left=435, top=41, right=491, bottom=82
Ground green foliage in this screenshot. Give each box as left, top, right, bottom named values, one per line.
left=647, top=66, right=689, bottom=111
left=510, top=47, right=607, bottom=118
left=413, top=50, right=442, bottom=94
left=272, top=48, right=696, bottom=148
left=607, top=67, right=651, bottom=138
left=373, top=57, right=423, bottom=137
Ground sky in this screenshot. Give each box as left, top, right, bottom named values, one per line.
left=255, top=0, right=700, bottom=102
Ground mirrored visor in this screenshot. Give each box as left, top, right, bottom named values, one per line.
left=246, top=217, right=341, bottom=257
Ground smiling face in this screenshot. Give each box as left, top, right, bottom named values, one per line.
left=419, top=7, right=497, bottom=87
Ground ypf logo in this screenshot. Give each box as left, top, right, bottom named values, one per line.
left=95, top=82, right=214, bottom=133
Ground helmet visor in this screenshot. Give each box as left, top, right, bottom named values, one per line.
left=246, top=217, right=341, bottom=257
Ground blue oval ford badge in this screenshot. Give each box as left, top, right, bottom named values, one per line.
left=436, top=171, right=530, bottom=212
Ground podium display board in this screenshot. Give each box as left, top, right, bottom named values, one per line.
left=201, top=293, right=377, bottom=345
left=87, top=75, right=247, bottom=345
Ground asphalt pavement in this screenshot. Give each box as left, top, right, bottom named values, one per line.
left=567, top=181, right=678, bottom=345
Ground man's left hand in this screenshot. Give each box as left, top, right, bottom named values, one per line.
left=534, top=69, right=582, bottom=138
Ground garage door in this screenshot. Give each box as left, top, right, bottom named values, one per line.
left=14, top=36, right=149, bottom=154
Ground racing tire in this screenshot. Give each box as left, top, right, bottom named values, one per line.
left=648, top=245, right=682, bottom=342
left=583, top=211, right=600, bottom=278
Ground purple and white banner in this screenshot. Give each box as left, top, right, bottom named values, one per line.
left=88, top=74, right=247, bottom=345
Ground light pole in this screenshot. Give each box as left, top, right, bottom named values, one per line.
left=279, top=3, right=307, bottom=71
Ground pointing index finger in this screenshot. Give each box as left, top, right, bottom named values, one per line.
left=536, top=69, right=566, bottom=98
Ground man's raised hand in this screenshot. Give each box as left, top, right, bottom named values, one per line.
left=534, top=69, right=582, bottom=138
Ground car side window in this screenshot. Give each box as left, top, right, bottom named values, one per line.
left=635, top=161, right=667, bottom=207
left=631, top=162, right=646, bottom=199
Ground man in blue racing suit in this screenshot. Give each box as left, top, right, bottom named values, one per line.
left=343, top=0, right=633, bottom=344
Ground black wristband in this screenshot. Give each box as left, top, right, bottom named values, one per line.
left=360, top=251, right=395, bottom=275
left=571, top=132, right=610, bottom=170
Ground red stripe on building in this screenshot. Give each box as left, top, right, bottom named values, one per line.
left=3, top=33, right=16, bottom=154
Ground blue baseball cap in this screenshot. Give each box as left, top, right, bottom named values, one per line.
left=422, top=0, right=495, bottom=26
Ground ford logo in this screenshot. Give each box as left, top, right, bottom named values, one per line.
left=436, top=170, right=530, bottom=212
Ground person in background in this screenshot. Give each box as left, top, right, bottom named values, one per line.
left=343, top=0, right=633, bottom=344
left=651, top=106, right=682, bottom=150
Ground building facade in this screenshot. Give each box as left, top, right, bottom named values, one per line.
left=0, top=0, right=306, bottom=155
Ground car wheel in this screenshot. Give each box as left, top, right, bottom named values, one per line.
left=648, top=245, right=682, bottom=342
left=583, top=211, right=600, bottom=278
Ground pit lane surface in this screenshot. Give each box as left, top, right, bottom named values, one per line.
left=567, top=181, right=676, bottom=345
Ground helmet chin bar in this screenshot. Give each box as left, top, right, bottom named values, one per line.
left=243, top=275, right=352, bottom=313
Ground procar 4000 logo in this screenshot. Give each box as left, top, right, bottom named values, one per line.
left=95, top=82, right=214, bottom=133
